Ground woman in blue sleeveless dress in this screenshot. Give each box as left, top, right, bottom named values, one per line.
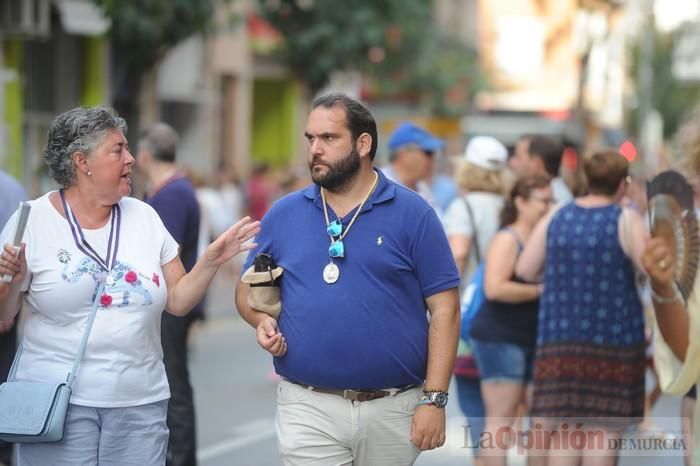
left=469, top=175, right=553, bottom=465
left=517, top=150, right=648, bottom=465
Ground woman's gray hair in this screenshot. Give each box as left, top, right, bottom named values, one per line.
left=44, top=106, right=127, bottom=187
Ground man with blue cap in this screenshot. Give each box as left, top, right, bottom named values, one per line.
left=383, top=122, right=444, bottom=207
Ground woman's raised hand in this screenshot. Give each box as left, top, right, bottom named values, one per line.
left=204, top=216, right=261, bottom=267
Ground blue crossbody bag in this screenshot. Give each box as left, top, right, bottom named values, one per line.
left=0, top=282, right=105, bottom=443
left=459, top=197, right=484, bottom=340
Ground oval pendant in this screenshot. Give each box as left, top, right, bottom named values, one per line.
left=323, top=262, right=340, bottom=284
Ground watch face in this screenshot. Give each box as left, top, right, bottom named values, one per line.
left=431, top=392, right=448, bottom=408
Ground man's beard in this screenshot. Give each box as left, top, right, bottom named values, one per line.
left=309, top=147, right=361, bottom=191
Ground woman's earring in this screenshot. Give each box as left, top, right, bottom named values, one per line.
left=87, top=170, right=92, bottom=176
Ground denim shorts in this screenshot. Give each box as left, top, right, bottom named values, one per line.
left=471, top=338, right=535, bottom=384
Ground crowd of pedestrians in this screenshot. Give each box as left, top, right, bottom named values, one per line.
left=1, top=93, right=700, bottom=466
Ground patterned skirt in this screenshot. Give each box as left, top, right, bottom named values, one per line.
left=530, top=342, right=646, bottom=421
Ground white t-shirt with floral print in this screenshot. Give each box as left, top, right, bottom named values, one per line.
left=1, top=192, right=179, bottom=408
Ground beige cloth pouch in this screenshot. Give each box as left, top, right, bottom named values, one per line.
left=241, top=265, right=284, bottom=318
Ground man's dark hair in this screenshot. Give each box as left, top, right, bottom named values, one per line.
left=311, top=93, right=378, bottom=160
left=527, top=135, right=563, bottom=178
left=139, top=122, right=178, bottom=163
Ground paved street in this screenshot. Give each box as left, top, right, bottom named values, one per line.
left=190, top=273, right=688, bottom=466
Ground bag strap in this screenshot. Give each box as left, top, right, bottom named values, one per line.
left=501, top=227, right=524, bottom=253
left=462, top=196, right=481, bottom=263
left=67, top=281, right=105, bottom=388
left=8, top=281, right=106, bottom=389
left=6, top=339, right=22, bottom=382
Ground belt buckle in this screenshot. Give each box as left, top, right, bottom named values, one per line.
left=345, top=389, right=363, bottom=402
left=342, top=388, right=396, bottom=402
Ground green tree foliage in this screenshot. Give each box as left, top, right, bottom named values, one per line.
left=93, top=0, right=219, bottom=70
left=631, top=28, right=700, bottom=139
left=92, top=0, right=235, bottom=130
left=651, top=31, right=700, bottom=139
left=366, top=32, right=482, bottom=117
left=257, top=0, right=483, bottom=116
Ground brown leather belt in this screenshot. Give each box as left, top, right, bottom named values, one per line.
left=292, top=382, right=419, bottom=402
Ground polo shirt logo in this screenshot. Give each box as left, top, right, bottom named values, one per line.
left=377, top=236, right=383, bottom=245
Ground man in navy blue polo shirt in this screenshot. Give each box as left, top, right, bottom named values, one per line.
left=138, top=123, right=201, bottom=466
left=236, top=93, right=460, bottom=466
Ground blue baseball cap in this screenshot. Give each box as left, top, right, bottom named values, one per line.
left=388, top=122, right=445, bottom=153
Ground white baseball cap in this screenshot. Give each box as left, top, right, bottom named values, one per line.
left=464, top=136, right=508, bottom=171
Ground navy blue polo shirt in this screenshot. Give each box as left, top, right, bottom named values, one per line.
left=146, top=176, right=200, bottom=273
left=146, top=176, right=204, bottom=316
left=243, top=169, right=460, bottom=389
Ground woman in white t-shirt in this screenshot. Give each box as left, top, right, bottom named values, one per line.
left=0, top=107, right=260, bottom=465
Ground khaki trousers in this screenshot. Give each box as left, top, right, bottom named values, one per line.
left=276, top=379, right=422, bottom=466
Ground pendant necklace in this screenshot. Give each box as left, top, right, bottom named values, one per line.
left=59, top=189, right=121, bottom=286
left=322, top=261, right=340, bottom=284
left=320, top=171, right=379, bottom=284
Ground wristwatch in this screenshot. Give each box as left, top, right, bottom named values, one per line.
left=421, top=391, right=449, bottom=408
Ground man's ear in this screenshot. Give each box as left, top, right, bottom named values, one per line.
left=531, top=155, right=546, bottom=174
left=356, top=133, right=372, bottom=159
